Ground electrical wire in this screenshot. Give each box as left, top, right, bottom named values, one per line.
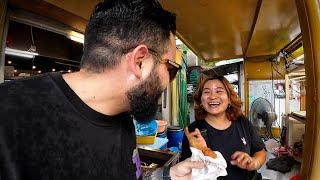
left=270, top=61, right=280, bottom=142
left=30, top=26, right=35, bottom=45
left=271, top=62, right=287, bottom=129
left=270, top=62, right=276, bottom=140
left=29, top=26, right=36, bottom=71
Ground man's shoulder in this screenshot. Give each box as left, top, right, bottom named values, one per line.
left=0, top=73, right=60, bottom=109
left=0, top=73, right=55, bottom=95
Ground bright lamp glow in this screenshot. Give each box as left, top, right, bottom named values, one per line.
left=67, top=31, right=84, bottom=44
left=215, top=58, right=244, bottom=67
left=5, top=47, right=38, bottom=59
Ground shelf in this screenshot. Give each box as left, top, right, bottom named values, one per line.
left=289, top=111, right=306, bottom=123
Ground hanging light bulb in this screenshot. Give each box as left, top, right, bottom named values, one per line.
left=68, top=69, right=72, bottom=73
left=8, top=60, right=12, bottom=64
left=31, top=57, right=36, bottom=70
left=52, top=68, right=56, bottom=72
left=14, top=69, right=17, bottom=73
left=38, top=70, right=41, bottom=74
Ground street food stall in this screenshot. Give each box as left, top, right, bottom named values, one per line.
left=0, top=0, right=319, bottom=179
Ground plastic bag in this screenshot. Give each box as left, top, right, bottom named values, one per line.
left=190, top=147, right=228, bottom=180
left=134, top=119, right=157, bottom=136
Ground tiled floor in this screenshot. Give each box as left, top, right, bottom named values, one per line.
left=258, top=153, right=300, bottom=180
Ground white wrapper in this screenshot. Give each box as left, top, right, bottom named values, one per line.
left=190, top=147, right=228, bottom=180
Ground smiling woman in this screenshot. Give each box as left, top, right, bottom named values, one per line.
left=181, top=75, right=267, bottom=180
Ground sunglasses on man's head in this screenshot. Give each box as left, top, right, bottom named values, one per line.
left=148, top=48, right=182, bottom=82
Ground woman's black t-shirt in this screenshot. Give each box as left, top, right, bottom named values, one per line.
left=181, top=116, right=265, bottom=180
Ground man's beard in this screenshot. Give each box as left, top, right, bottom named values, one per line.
left=127, top=70, right=164, bottom=123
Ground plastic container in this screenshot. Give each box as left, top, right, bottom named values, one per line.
left=167, top=126, right=184, bottom=149
left=136, top=133, right=157, bottom=144
left=139, top=148, right=180, bottom=179
left=169, top=147, right=180, bottom=153
left=156, top=120, right=168, bottom=133
left=160, top=143, right=167, bottom=150
left=156, top=132, right=168, bottom=149
left=157, top=131, right=167, bottom=138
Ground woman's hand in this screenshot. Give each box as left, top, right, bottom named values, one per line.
left=170, top=158, right=205, bottom=180
left=185, top=127, right=207, bottom=149
left=230, top=151, right=260, bottom=171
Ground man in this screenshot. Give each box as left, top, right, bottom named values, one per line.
left=0, top=0, right=203, bottom=179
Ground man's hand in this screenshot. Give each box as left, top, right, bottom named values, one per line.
left=185, top=127, right=207, bottom=149
left=230, top=151, right=260, bottom=171
left=170, top=158, right=205, bottom=180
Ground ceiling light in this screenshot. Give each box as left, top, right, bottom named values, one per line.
left=38, top=70, right=41, bottom=74
left=67, top=31, right=84, bottom=44
left=215, top=58, right=244, bottom=67
left=8, top=60, right=12, bottom=64
left=52, top=68, right=56, bottom=72
left=5, top=47, right=39, bottom=59
left=14, top=69, right=17, bottom=73
left=32, top=65, right=36, bottom=69
left=68, top=69, right=72, bottom=73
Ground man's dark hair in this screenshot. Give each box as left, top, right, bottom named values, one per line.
left=80, top=0, right=176, bottom=72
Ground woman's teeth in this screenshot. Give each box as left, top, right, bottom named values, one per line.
left=209, top=102, right=220, bottom=107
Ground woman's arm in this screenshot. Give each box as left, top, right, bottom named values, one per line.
left=251, top=149, right=266, bottom=170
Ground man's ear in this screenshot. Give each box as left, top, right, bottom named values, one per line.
left=127, top=45, right=149, bottom=79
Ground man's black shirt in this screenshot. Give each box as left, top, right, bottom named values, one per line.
left=0, top=73, right=137, bottom=180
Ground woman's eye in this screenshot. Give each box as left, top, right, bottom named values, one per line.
left=217, top=90, right=225, bottom=93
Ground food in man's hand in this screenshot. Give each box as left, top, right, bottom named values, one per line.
left=189, top=137, right=217, bottom=159
left=189, top=137, right=205, bottom=150
left=202, top=147, right=217, bottom=159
